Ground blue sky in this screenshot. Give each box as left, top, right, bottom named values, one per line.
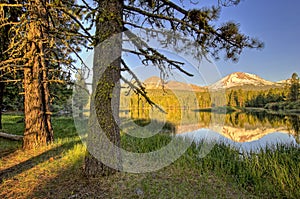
left=80, top=0, right=300, bottom=84
left=128, top=0, right=300, bottom=84
left=212, top=0, right=300, bottom=82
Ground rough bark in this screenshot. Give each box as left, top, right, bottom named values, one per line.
left=22, top=0, right=53, bottom=150
left=0, top=81, right=3, bottom=129
left=84, top=0, right=123, bottom=177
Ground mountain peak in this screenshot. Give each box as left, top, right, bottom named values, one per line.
left=136, top=72, right=284, bottom=91
left=209, top=72, right=274, bottom=90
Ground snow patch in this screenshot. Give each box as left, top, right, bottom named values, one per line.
left=209, top=72, right=275, bottom=90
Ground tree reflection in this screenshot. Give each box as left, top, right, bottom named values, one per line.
left=287, top=115, right=300, bottom=144
left=121, top=102, right=300, bottom=143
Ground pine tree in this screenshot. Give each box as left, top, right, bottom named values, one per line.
left=82, top=0, right=264, bottom=176
left=0, top=0, right=23, bottom=129
left=228, top=90, right=237, bottom=107
left=289, top=72, right=299, bottom=102
left=0, top=0, right=88, bottom=149
left=73, top=69, right=89, bottom=118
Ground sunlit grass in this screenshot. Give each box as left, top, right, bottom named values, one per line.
left=192, top=142, right=300, bottom=198
left=0, top=114, right=299, bottom=198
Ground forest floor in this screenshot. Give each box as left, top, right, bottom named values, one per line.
left=0, top=114, right=299, bottom=199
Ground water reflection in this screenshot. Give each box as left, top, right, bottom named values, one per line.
left=120, top=108, right=300, bottom=148
left=179, top=130, right=298, bottom=152
left=287, top=115, right=300, bottom=144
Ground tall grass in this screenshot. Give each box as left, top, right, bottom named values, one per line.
left=121, top=121, right=299, bottom=199
left=175, top=142, right=300, bottom=198
left=0, top=114, right=299, bottom=198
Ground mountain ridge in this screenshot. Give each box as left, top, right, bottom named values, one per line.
left=208, top=72, right=276, bottom=90
left=143, top=76, right=205, bottom=92
left=143, top=72, right=286, bottom=91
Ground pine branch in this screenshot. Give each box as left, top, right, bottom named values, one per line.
left=124, top=4, right=262, bottom=60
left=159, top=0, right=188, bottom=15
left=120, top=76, right=166, bottom=114
left=0, top=21, right=20, bottom=29
left=60, top=39, right=89, bottom=71
left=0, top=79, right=21, bottom=83
left=53, top=6, right=94, bottom=42
left=0, top=3, right=24, bottom=7
left=121, top=59, right=145, bottom=91
left=124, top=27, right=193, bottom=77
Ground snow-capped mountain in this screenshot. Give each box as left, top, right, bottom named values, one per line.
left=141, top=72, right=284, bottom=91
left=209, top=72, right=275, bottom=90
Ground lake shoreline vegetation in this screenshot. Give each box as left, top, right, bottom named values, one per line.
left=0, top=114, right=299, bottom=198
left=0, top=0, right=299, bottom=197
left=121, top=72, right=299, bottom=116
left=1, top=73, right=299, bottom=198
left=194, top=102, right=300, bottom=115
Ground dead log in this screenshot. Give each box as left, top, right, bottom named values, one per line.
left=0, top=132, right=23, bottom=141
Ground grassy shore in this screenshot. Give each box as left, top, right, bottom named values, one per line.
left=0, top=114, right=299, bottom=198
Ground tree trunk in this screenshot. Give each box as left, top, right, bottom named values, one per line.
left=22, top=0, right=53, bottom=150
left=84, top=0, right=123, bottom=177
left=79, top=104, right=83, bottom=118
left=0, top=81, right=3, bottom=129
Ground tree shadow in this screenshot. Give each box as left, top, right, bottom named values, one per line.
left=0, top=147, right=19, bottom=159
left=26, top=118, right=178, bottom=198
left=1, top=116, right=178, bottom=198
left=0, top=148, right=18, bottom=159
left=0, top=139, right=82, bottom=183
left=0, top=138, right=22, bottom=159
left=27, top=158, right=109, bottom=199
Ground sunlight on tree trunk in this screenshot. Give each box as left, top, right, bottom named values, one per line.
left=84, top=0, right=123, bottom=177
left=1, top=0, right=86, bottom=149
left=0, top=81, right=3, bottom=129
left=23, top=0, right=53, bottom=150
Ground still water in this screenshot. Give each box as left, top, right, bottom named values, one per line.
left=120, top=109, right=300, bottom=151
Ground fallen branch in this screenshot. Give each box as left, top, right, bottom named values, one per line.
left=0, top=132, right=23, bottom=141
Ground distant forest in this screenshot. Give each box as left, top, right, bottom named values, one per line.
left=2, top=72, right=299, bottom=113
left=121, top=72, right=299, bottom=112
left=121, top=87, right=287, bottom=110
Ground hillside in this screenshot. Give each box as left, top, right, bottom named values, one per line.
left=142, top=72, right=285, bottom=91
left=143, top=76, right=206, bottom=92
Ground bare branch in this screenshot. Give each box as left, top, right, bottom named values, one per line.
left=52, top=6, right=94, bottom=42
left=124, top=27, right=193, bottom=77
left=159, top=0, right=188, bottom=15
left=0, top=3, right=24, bottom=7
left=121, top=59, right=145, bottom=91
left=121, top=76, right=166, bottom=114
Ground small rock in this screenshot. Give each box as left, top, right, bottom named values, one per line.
left=68, top=194, right=79, bottom=199
left=135, top=187, right=144, bottom=196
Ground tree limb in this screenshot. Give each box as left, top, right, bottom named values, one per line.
left=0, top=132, right=23, bottom=141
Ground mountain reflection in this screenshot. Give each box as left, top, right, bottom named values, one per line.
left=120, top=108, right=299, bottom=144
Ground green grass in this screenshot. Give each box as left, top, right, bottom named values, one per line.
left=1, top=113, right=24, bottom=135
left=0, top=114, right=299, bottom=198
left=195, top=142, right=300, bottom=198
left=0, top=113, right=24, bottom=155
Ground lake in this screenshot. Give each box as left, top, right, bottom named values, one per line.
left=120, top=108, right=300, bottom=152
